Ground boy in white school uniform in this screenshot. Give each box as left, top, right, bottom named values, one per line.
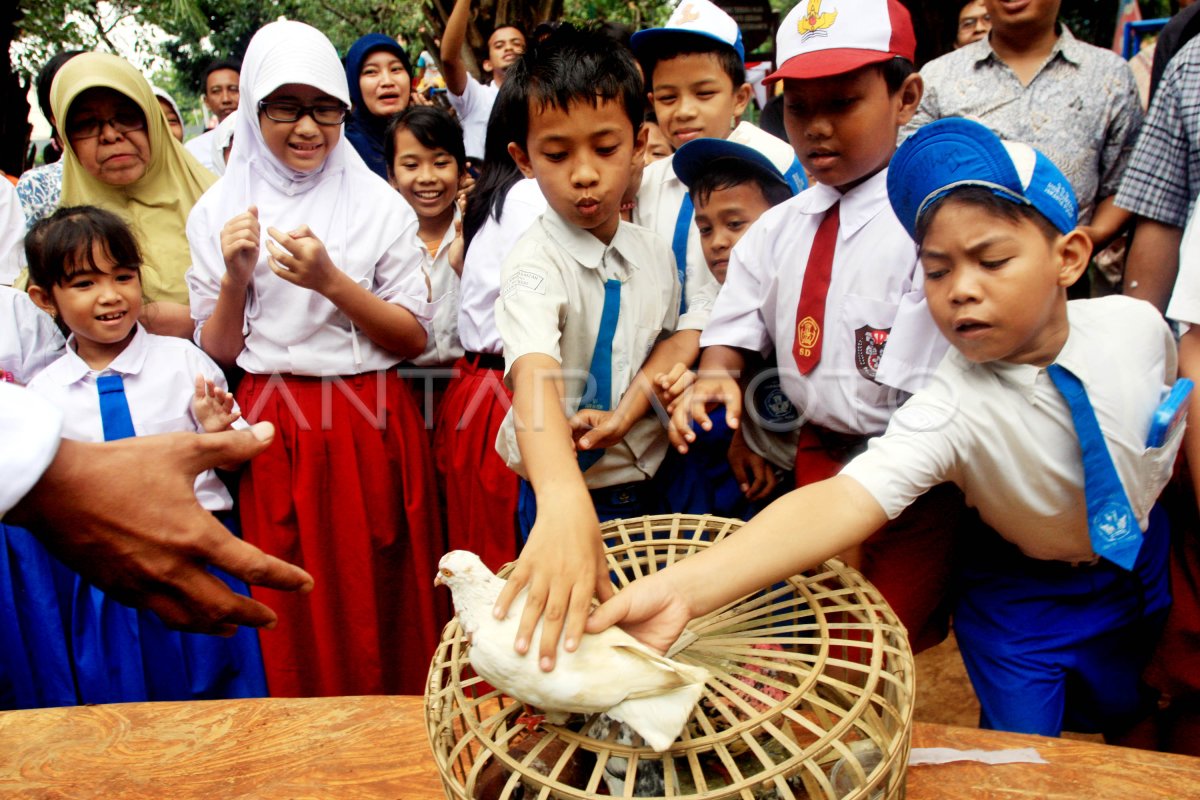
left=631, top=0, right=803, bottom=343
left=490, top=27, right=682, bottom=671
left=673, top=0, right=955, bottom=652
left=592, top=117, right=1181, bottom=741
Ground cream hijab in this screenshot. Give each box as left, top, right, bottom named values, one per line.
left=52, top=53, right=215, bottom=304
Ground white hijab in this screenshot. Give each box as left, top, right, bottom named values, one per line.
left=186, top=20, right=426, bottom=375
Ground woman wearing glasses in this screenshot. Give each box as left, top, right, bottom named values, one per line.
left=50, top=52, right=215, bottom=338
left=185, top=20, right=446, bottom=698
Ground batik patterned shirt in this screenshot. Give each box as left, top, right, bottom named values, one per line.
left=904, top=27, right=1142, bottom=225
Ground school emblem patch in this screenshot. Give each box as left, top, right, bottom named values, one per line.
left=798, top=0, right=837, bottom=40
left=854, top=325, right=890, bottom=383
left=1093, top=503, right=1134, bottom=544
left=796, top=315, right=820, bottom=357
left=752, top=374, right=799, bottom=428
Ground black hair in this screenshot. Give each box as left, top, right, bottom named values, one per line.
left=25, top=206, right=143, bottom=290
left=690, top=159, right=793, bottom=210
left=641, top=35, right=745, bottom=92
left=502, top=23, right=645, bottom=151
left=876, top=56, right=916, bottom=94
left=462, top=73, right=528, bottom=249
left=914, top=185, right=1062, bottom=246
left=36, top=50, right=85, bottom=126
left=202, top=58, right=242, bottom=88
left=385, top=105, right=467, bottom=175
left=483, top=22, right=528, bottom=47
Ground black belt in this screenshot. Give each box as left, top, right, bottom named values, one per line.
left=464, top=351, right=505, bottom=371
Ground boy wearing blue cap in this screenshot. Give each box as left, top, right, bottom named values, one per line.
left=654, top=138, right=800, bottom=515
left=672, top=0, right=956, bottom=653
left=590, top=118, right=1182, bottom=740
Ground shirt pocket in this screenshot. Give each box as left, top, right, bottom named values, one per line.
left=1140, top=419, right=1184, bottom=511
left=839, top=294, right=899, bottom=387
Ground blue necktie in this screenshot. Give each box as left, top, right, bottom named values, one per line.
left=96, top=374, right=136, bottom=441
left=671, top=193, right=693, bottom=315
left=578, top=278, right=622, bottom=473
left=1046, top=363, right=1142, bottom=570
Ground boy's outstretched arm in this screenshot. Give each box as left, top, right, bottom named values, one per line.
left=440, top=0, right=472, bottom=96
left=586, top=476, right=888, bottom=653
left=495, top=353, right=613, bottom=671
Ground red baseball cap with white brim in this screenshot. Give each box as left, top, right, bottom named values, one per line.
left=766, top=0, right=916, bottom=83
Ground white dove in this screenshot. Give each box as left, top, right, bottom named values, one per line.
left=435, top=550, right=709, bottom=752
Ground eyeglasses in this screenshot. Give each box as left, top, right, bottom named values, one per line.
left=66, top=111, right=146, bottom=140
left=257, top=100, right=348, bottom=126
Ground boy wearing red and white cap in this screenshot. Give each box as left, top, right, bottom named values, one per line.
left=672, top=0, right=956, bottom=652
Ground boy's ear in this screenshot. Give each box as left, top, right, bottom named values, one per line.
left=27, top=285, right=57, bottom=317
left=894, top=73, right=924, bottom=128
left=1055, top=229, right=1093, bottom=288
left=631, top=124, right=649, bottom=166
left=732, top=82, right=753, bottom=123
left=482, top=58, right=494, bottom=75
left=507, top=141, right=536, bottom=178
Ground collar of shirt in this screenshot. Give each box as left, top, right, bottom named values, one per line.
left=45, top=323, right=150, bottom=384
left=791, top=167, right=890, bottom=237
left=541, top=207, right=641, bottom=278
left=963, top=301, right=1093, bottom=404
left=973, top=24, right=1083, bottom=70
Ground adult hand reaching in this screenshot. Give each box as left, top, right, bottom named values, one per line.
left=8, top=422, right=314, bottom=636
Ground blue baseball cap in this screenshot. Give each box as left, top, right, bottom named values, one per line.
left=673, top=137, right=804, bottom=196
left=887, top=117, right=1078, bottom=239
left=631, top=0, right=745, bottom=63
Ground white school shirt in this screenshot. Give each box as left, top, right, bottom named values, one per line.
left=409, top=211, right=465, bottom=367
left=700, top=168, right=949, bottom=436
left=634, top=121, right=798, bottom=332
left=26, top=325, right=240, bottom=512
left=187, top=176, right=433, bottom=377
left=0, top=178, right=26, bottom=285
left=447, top=74, right=498, bottom=160
left=1166, top=204, right=1200, bottom=328
left=842, top=296, right=1179, bottom=562
left=0, top=287, right=65, bottom=384
left=185, top=130, right=222, bottom=175
left=458, top=178, right=547, bottom=355
left=494, top=209, right=680, bottom=488
left=0, top=382, right=62, bottom=518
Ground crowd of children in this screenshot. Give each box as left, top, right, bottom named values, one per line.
left=3, top=0, right=1199, bottom=757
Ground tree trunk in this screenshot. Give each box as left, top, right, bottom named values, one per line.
left=2, top=4, right=32, bottom=177
left=422, top=0, right=564, bottom=80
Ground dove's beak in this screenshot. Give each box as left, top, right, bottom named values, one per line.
left=434, top=574, right=444, bottom=588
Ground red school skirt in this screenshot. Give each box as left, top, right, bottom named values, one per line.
left=433, top=355, right=521, bottom=573
left=236, top=370, right=449, bottom=697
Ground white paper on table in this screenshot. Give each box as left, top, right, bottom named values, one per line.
left=908, top=747, right=1050, bottom=766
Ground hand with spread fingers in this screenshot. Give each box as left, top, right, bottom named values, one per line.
left=192, top=374, right=241, bottom=433
left=9, top=422, right=314, bottom=635
left=669, top=371, right=743, bottom=454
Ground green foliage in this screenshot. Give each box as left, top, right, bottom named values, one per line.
left=560, top=0, right=671, bottom=29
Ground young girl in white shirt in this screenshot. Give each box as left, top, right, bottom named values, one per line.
left=186, top=20, right=445, bottom=697
left=12, top=205, right=265, bottom=707
left=384, top=106, right=465, bottom=420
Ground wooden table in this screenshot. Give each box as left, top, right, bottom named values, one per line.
left=2, top=696, right=1198, bottom=798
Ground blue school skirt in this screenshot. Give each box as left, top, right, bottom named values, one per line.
left=0, top=515, right=266, bottom=709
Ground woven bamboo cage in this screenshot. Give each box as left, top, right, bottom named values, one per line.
left=426, top=514, right=914, bottom=799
